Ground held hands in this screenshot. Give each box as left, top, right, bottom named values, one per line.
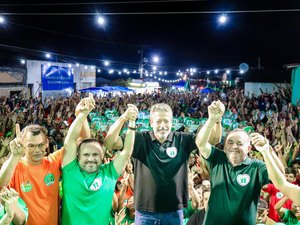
left=208, top=100, right=225, bottom=123
left=0, top=187, right=19, bottom=218
left=122, top=104, right=138, bottom=122
left=250, top=133, right=270, bottom=153
left=75, top=93, right=95, bottom=116
left=9, top=124, right=25, bottom=157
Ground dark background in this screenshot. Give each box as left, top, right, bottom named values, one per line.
left=0, top=0, right=299, bottom=81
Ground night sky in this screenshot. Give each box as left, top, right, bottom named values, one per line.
left=0, top=0, right=300, bottom=78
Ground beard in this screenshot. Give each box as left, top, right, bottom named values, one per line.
left=156, top=129, right=169, bottom=138
left=82, top=162, right=99, bottom=173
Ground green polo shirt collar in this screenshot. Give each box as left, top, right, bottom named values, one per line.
left=242, top=157, right=251, bottom=165
left=224, top=154, right=251, bottom=167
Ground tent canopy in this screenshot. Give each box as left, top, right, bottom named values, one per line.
left=200, top=87, right=215, bottom=94
left=79, top=86, right=135, bottom=93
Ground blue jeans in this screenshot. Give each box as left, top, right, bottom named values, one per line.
left=135, top=209, right=184, bottom=225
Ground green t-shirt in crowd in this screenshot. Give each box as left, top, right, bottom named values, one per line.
left=0, top=197, right=28, bottom=225
left=183, top=199, right=198, bottom=225
left=274, top=210, right=300, bottom=225
left=62, top=160, right=119, bottom=225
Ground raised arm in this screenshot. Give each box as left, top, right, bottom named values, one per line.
left=63, top=94, right=95, bottom=167
left=75, top=100, right=91, bottom=142
left=0, top=124, right=24, bottom=188
left=104, top=104, right=138, bottom=150
left=251, top=133, right=300, bottom=205
left=113, top=106, right=138, bottom=175
left=274, top=196, right=289, bottom=218
left=196, top=100, right=225, bottom=159
left=208, top=120, right=222, bottom=146
left=117, top=174, right=129, bottom=212
left=188, top=172, right=200, bottom=210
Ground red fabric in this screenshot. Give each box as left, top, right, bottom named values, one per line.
left=293, top=177, right=300, bottom=186
left=263, top=184, right=292, bottom=222
left=67, top=117, right=74, bottom=126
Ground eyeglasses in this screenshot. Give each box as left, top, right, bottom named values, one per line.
left=27, top=143, right=46, bottom=150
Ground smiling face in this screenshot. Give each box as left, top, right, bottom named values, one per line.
left=224, top=130, right=250, bottom=167
left=150, top=103, right=173, bottom=143
left=78, top=141, right=103, bottom=174
left=285, top=173, right=296, bottom=183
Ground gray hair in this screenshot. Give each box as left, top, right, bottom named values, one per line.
left=150, top=103, right=173, bottom=118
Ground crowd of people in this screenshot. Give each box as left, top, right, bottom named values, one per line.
left=0, top=85, right=299, bottom=225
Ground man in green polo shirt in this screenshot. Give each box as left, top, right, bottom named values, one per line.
left=196, top=100, right=270, bottom=225
left=61, top=95, right=138, bottom=225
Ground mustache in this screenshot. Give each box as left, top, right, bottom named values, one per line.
left=225, top=148, right=240, bottom=153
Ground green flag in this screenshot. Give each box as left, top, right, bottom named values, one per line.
left=184, top=79, right=191, bottom=91
left=292, top=67, right=300, bottom=105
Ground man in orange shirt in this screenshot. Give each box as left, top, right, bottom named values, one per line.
left=0, top=98, right=90, bottom=225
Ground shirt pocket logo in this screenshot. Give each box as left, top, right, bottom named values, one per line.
left=90, top=178, right=102, bottom=191
left=21, top=181, right=33, bottom=192
left=44, top=173, right=55, bottom=186
left=166, top=147, right=177, bottom=158
left=237, top=174, right=250, bottom=186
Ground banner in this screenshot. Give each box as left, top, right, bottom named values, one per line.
left=104, top=109, right=119, bottom=120
left=41, top=64, right=74, bottom=100
left=138, top=110, right=150, bottom=119
left=291, top=66, right=300, bottom=106
left=173, top=117, right=184, bottom=131
left=88, top=109, right=255, bottom=132
left=184, top=118, right=201, bottom=133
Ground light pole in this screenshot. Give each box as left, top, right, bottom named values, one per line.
left=140, top=57, right=149, bottom=79
left=139, top=48, right=144, bottom=79
left=139, top=51, right=159, bottom=79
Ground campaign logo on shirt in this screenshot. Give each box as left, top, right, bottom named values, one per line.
left=237, top=174, right=250, bottom=186
left=89, top=178, right=102, bottom=191
left=21, top=181, right=33, bottom=192
left=166, top=147, right=177, bottom=158
left=44, top=173, right=55, bottom=186
left=276, top=192, right=284, bottom=199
